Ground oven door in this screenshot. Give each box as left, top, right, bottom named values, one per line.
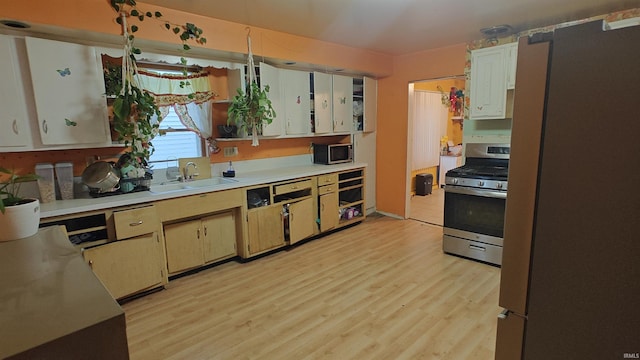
left=443, top=185, right=506, bottom=247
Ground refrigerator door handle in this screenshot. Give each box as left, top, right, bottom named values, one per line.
left=497, top=308, right=509, bottom=320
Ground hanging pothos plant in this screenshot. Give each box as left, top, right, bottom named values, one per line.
left=227, top=81, right=276, bottom=146
left=108, top=0, right=207, bottom=167
left=227, top=30, right=275, bottom=146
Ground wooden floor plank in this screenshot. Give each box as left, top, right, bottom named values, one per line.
left=122, top=215, right=500, bottom=359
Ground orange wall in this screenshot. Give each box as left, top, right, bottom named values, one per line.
left=1, top=0, right=466, bottom=218
left=377, top=45, right=467, bottom=217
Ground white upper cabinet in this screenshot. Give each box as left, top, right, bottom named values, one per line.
left=332, top=74, right=353, bottom=133
left=312, top=72, right=332, bottom=134
left=259, top=62, right=283, bottom=137
left=506, top=43, right=518, bottom=90
left=281, top=68, right=311, bottom=135
left=0, top=35, right=31, bottom=151
left=363, top=76, right=377, bottom=132
left=25, top=37, right=110, bottom=146
left=469, top=46, right=507, bottom=119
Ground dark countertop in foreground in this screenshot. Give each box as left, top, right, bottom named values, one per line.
left=0, top=226, right=128, bottom=359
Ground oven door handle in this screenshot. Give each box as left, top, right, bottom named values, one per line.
left=445, top=185, right=507, bottom=199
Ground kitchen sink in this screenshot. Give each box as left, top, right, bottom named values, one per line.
left=150, top=177, right=236, bottom=194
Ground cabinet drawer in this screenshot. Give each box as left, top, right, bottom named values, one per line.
left=113, top=206, right=159, bottom=239
left=156, top=189, right=243, bottom=222
left=317, top=173, right=337, bottom=186
left=273, top=179, right=312, bottom=195
left=318, top=184, right=337, bottom=195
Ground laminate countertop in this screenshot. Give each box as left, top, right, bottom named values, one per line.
left=0, top=226, right=128, bottom=359
left=39, top=162, right=366, bottom=219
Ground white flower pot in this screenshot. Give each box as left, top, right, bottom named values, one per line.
left=0, top=199, right=40, bottom=242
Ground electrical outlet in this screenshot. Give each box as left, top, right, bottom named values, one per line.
left=223, top=147, right=238, bottom=157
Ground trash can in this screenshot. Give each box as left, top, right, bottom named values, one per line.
left=416, top=173, right=433, bottom=196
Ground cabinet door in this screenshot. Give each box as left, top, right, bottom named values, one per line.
left=164, top=220, right=204, bottom=273
left=202, top=211, right=237, bottom=263
left=288, top=197, right=315, bottom=245
left=25, top=37, right=110, bottom=145
left=260, top=62, right=283, bottom=136
left=506, top=43, right=519, bottom=90
left=333, top=74, right=353, bottom=132
left=83, top=233, right=164, bottom=299
left=0, top=35, right=30, bottom=150
left=363, top=76, right=377, bottom=132
left=313, top=72, right=333, bottom=134
left=282, top=69, right=311, bottom=135
left=469, top=46, right=507, bottom=119
left=247, top=204, right=285, bottom=255
left=319, top=191, right=339, bottom=232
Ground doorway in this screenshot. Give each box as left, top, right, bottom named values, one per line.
left=406, top=76, right=465, bottom=226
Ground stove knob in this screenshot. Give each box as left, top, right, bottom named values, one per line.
left=496, top=183, right=503, bottom=189
left=453, top=178, right=459, bottom=184
left=478, top=181, right=485, bottom=187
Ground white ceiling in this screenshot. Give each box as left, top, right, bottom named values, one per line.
left=142, top=0, right=638, bottom=55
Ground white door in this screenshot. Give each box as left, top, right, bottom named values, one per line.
left=353, top=132, right=376, bottom=214
left=313, top=72, right=332, bottom=134
left=282, top=69, right=311, bottom=135
left=0, top=35, right=31, bottom=150
left=333, top=74, right=353, bottom=133
left=25, top=37, right=110, bottom=145
left=259, top=62, right=283, bottom=136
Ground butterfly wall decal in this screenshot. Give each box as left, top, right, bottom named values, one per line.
left=65, top=118, right=77, bottom=127
left=57, top=68, right=71, bottom=77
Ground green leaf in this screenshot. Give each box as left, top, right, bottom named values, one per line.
left=145, top=11, right=152, bottom=17
left=64, top=118, right=78, bottom=127
left=138, top=15, right=144, bottom=21
left=183, top=44, right=190, bottom=51
left=173, top=27, right=180, bottom=34
left=155, top=11, right=162, bottom=18
left=131, top=25, right=138, bottom=33
left=116, top=16, right=122, bottom=25
left=164, top=23, right=170, bottom=30
left=130, top=9, right=139, bottom=16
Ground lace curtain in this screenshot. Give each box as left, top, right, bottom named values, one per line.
left=137, top=69, right=216, bottom=148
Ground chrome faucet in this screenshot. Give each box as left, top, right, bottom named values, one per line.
left=183, top=161, right=198, bottom=181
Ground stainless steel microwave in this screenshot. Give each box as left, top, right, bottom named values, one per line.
left=313, top=143, right=353, bottom=165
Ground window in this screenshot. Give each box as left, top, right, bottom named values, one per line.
left=148, top=107, right=204, bottom=169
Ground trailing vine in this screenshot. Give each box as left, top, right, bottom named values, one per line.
left=107, top=0, right=208, bottom=166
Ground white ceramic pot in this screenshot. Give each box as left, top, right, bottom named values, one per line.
left=0, top=199, right=40, bottom=242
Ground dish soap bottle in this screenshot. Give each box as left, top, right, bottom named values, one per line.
left=223, top=161, right=235, bottom=178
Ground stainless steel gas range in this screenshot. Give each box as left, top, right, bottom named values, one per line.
left=442, top=143, right=509, bottom=266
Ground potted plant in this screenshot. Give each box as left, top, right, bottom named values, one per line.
left=227, top=31, right=276, bottom=146
left=227, top=81, right=276, bottom=146
left=0, top=167, right=40, bottom=241
left=108, top=0, right=207, bottom=168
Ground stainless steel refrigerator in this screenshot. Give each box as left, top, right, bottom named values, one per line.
left=495, top=21, right=640, bottom=359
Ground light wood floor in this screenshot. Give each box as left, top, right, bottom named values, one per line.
left=122, top=215, right=500, bottom=359
left=410, top=187, right=445, bottom=226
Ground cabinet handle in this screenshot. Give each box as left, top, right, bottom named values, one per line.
left=197, top=228, right=200, bottom=239
left=476, top=106, right=483, bottom=110
left=203, top=226, right=207, bottom=237
left=12, top=119, right=19, bottom=135
left=42, top=119, right=48, bottom=134
left=88, top=260, right=93, bottom=268
left=129, top=220, right=143, bottom=226
left=469, top=244, right=486, bottom=252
